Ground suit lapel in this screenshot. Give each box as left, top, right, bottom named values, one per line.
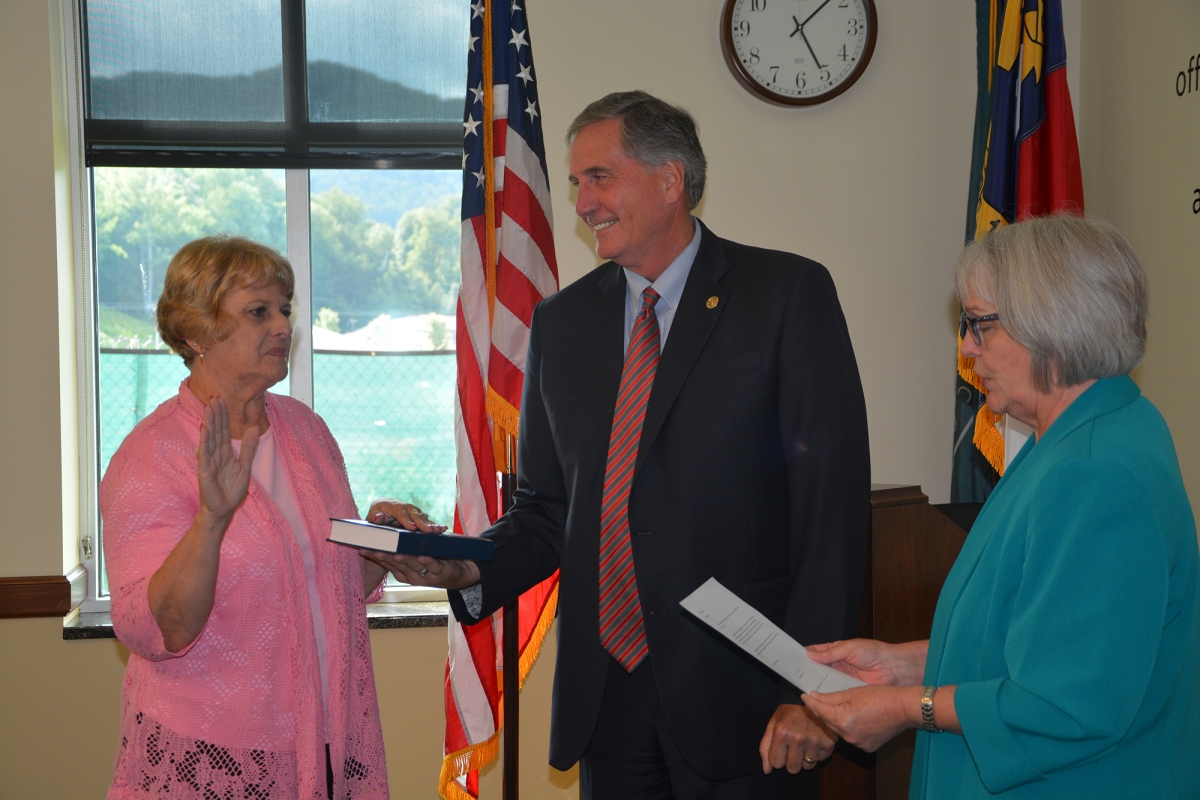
left=635, top=225, right=731, bottom=475
left=927, top=434, right=1035, bottom=670
left=586, top=263, right=630, bottom=460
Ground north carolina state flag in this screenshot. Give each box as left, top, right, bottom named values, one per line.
left=953, top=0, right=1083, bottom=501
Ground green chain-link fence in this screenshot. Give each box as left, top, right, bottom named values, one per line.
left=99, top=349, right=456, bottom=592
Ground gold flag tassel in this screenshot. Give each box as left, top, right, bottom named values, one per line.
left=958, top=333, right=1006, bottom=476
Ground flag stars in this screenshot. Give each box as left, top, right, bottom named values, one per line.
left=473, top=168, right=486, bottom=188
left=471, top=0, right=485, bottom=19
left=525, top=98, right=539, bottom=121
left=469, top=34, right=479, bottom=52
left=470, top=82, right=485, bottom=105
left=516, top=63, right=534, bottom=86
left=464, top=114, right=482, bottom=137
left=511, top=0, right=522, bottom=13
left=510, top=28, right=529, bottom=52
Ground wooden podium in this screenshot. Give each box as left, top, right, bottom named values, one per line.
left=818, top=485, right=974, bottom=800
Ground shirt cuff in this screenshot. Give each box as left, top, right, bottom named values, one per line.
left=461, top=583, right=483, bottom=620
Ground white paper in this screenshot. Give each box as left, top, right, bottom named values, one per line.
left=679, top=577, right=867, bottom=694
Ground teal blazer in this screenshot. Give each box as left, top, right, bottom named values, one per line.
left=911, top=376, right=1200, bottom=799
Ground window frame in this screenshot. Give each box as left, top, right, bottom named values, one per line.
left=65, top=0, right=458, bottom=610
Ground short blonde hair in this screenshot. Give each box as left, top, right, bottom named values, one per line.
left=157, top=236, right=294, bottom=366
left=956, top=215, right=1148, bottom=393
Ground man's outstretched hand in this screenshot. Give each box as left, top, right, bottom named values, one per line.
left=359, top=499, right=480, bottom=589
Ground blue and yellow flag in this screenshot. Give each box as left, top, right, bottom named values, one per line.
left=952, top=0, right=1084, bottom=502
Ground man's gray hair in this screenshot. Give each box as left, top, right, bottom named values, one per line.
left=566, top=90, right=707, bottom=209
left=956, top=214, right=1148, bottom=393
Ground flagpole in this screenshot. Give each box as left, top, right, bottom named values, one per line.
left=501, top=432, right=519, bottom=800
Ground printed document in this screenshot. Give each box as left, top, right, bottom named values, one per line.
left=680, top=578, right=867, bottom=694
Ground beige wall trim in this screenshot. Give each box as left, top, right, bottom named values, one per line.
left=0, top=564, right=86, bottom=618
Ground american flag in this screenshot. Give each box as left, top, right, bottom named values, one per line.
left=442, top=1, right=560, bottom=797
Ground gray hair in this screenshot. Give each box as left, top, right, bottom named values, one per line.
left=566, top=90, right=707, bottom=209
left=956, top=215, right=1148, bottom=393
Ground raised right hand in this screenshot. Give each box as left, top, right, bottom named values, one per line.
left=805, top=639, right=928, bottom=687
left=197, top=397, right=258, bottom=524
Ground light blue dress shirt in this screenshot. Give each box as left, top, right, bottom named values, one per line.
left=621, top=218, right=702, bottom=356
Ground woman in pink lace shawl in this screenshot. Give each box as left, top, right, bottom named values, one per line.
left=101, top=236, right=443, bottom=800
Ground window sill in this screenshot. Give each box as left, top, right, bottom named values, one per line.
left=63, top=601, right=449, bottom=640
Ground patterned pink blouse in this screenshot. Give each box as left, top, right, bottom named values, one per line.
left=102, top=382, right=388, bottom=800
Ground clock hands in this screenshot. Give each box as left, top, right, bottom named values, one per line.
left=790, top=15, right=825, bottom=69
left=799, top=0, right=834, bottom=30
left=800, top=28, right=824, bottom=69
left=789, top=0, right=835, bottom=69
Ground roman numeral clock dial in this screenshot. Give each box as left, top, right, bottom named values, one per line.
left=721, top=0, right=877, bottom=106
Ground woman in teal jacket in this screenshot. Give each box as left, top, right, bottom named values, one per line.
left=802, top=215, right=1200, bottom=798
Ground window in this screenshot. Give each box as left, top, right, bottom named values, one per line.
left=74, top=0, right=469, bottom=608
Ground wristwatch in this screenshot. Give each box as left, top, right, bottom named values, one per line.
left=921, top=686, right=941, bottom=732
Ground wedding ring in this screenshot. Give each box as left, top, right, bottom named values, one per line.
left=419, top=568, right=429, bottom=577
left=803, top=756, right=818, bottom=765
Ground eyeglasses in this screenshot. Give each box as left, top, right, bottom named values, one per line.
left=959, top=309, right=1000, bottom=346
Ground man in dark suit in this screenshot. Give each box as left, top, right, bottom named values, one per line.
left=378, top=91, right=870, bottom=799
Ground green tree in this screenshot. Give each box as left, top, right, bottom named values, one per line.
left=315, top=307, right=341, bottom=333
left=310, top=187, right=395, bottom=330
left=94, top=168, right=286, bottom=342
left=389, top=193, right=461, bottom=315
left=94, top=168, right=462, bottom=340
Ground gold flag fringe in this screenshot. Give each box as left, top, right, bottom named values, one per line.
left=486, top=388, right=521, bottom=444
left=438, top=732, right=500, bottom=800
left=957, top=333, right=1005, bottom=476
left=957, top=345, right=985, bottom=394
left=519, top=582, right=559, bottom=689
left=973, top=403, right=1006, bottom=476
left=437, top=582, right=560, bottom=800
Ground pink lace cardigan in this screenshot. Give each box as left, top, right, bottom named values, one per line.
left=101, top=381, right=388, bottom=800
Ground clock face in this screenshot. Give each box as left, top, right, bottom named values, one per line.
left=721, top=0, right=877, bottom=106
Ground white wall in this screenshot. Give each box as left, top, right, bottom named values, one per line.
left=1078, top=1, right=1200, bottom=506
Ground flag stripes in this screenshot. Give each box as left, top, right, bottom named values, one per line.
left=442, top=1, right=561, bottom=797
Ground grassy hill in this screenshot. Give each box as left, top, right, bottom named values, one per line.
left=90, top=61, right=463, bottom=124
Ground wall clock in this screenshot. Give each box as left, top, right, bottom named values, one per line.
left=720, top=0, right=877, bottom=107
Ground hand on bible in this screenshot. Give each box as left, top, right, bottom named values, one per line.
left=366, top=499, right=448, bottom=533
left=358, top=499, right=472, bottom=588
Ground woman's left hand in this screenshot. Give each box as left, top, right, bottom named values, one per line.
left=366, top=500, right=447, bottom=533
left=359, top=500, right=448, bottom=593
left=801, top=685, right=922, bottom=753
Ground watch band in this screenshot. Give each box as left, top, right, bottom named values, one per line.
left=921, top=686, right=941, bottom=732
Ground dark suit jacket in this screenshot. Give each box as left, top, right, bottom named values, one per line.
left=449, top=222, right=870, bottom=779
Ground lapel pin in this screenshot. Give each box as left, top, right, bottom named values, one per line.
left=706, top=296, right=719, bottom=309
